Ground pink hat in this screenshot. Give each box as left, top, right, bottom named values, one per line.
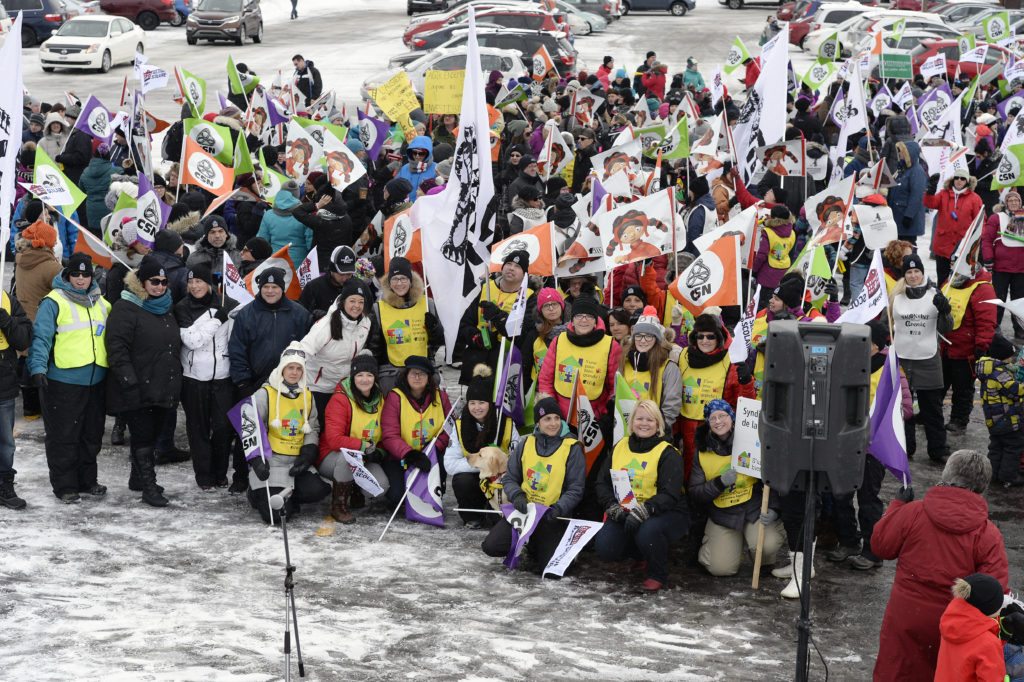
left=537, top=287, right=565, bottom=311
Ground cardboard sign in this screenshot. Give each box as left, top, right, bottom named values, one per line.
left=423, top=69, right=465, bottom=115
left=731, top=397, right=762, bottom=479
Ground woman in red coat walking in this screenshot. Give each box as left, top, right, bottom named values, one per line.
left=924, top=169, right=984, bottom=286
left=872, top=450, right=1008, bottom=682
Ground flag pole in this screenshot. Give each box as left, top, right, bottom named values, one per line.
left=377, top=470, right=417, bottom=542
left=751, top=485, right=771, bottom=589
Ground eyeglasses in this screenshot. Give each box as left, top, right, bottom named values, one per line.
left=410, top=150, right=428, bottom=157
left=695, top=333, right=718, bottom=341
left=148, top=278, right=169, bottom=286
left=708, top=413, right=731, bottom=423
left=573, top=313, right=595, bottom=321
left=390, top=275, right=410, bottom=284
left=633, top=333, right=655, bottom=342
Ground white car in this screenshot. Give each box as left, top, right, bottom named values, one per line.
left=805, top=10, right=949, bottom=58
left=39, top=15, right=145, bottom=73
left=361, top=46, right=525, bottom=101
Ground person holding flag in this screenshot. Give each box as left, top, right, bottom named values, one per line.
left=521, top=287, right=567, bottom=385
left=594, top=400, right=687, bottom=592
left=481, top=397, right=585, bottom=573
left=618, top=306, right=682, bottom=427
left=445, top=365, right=513, bottom=529
left=982, top=189, right=1024, bottom=341
left=924, top=168, right=984, bottom=286
left=751, top=205, right=797, bottom=307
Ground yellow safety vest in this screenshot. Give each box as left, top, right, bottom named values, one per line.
left=47, top=289, right=111, bottom=369
left=611, top=438, right=670, bottom=505
left=946, top=281, right=981, bottom=331
left=679, top=350, right=731, bottom=420
left=347, top=391, right=381, bottom=445
left=519, top=435, right=576, bottom=506
left=884, top=271, right=897, bottom=294
left=378, top=296, right=428, bottom=367
left=0, top=292, right=11, bottom=351
left=765, top=227, right=795, bottom=270
left=751, top=311, right=769, bottom=349
left=455, top=416, right=512, bottom=453
left=753, top=351, right=766, bottom=400
left=698, top=450, right=755, bottom=508
left=532, top=335, right=549, bottom=383
left=478, top=279, right=533, bottom=332
left=266, top=386, right=310, bottom=456
left=396, top=389, right=444, bottom=449
left=623, top=360, right=666, bottom=402
left=553, top=333, right=612, bottom=401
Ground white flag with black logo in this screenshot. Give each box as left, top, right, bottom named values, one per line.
left=0, top=14, right=23, bottom=236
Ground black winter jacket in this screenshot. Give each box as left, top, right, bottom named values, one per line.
left=54, top=128, right=94, bottom=185
left=0, top=294, right=33, bottom=401
left=292, top=198, right=354, bottom=266
left=149, top=249, right=189, bottom=303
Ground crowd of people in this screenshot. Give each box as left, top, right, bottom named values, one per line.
left=4, top=27, right=1024, bottom=678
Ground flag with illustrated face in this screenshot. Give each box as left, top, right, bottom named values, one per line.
left=74, top=95, right=114, bottom=144
left=537, top=120, right=574, bottom=180
left=284, top=118, right=323, bottom=183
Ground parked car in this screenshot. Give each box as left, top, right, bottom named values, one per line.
left=0, top=3, right=13, bottom=35
left=620, top=0, right=694, bottom=15
left=39, top=14, right=144, bottom=72
left=408, top=0, right=448, bottom=16
left=892, top=0, right=995, bottom=12
left=361, top=45, right=525, bottom=101
left=403, top=2, right=566, bottom=46
left=405, top=6, right=567, bottom=48
left=964, top=8, right=1024, bottom=37
left=931, top=0, right=999, bottom=24
left=169, top=0, right=190, bottom=26
left=4, top=0, right=74, bottom=47
left=719, top=0, right=787, bottom=10
left=788, top=1, right=871, bottom=49
left=550, top=0, right=607, bottom=34
left=98, top=0, right=177, bottom=31
left=552, top=0, right=618, bottom=20
left=185, top=0, right=261, bottom=45
left=874, top=27, right=959, bottom=51
left=906, top=38, right=1013, bottom=80
left=806, top=10, right=950, bottom=58
left=437, top=26, right=577, bottom=74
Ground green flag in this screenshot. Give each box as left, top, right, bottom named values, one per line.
left=660, top=115, right=690, bottom=160
left=806, top=245, right=833, bottom=311
left=962, top=76, right=980, bottom=110
left=817, top=31, right=840, bottom=61
left=992, top=143, right=1024, bottom=190
left=890, top=19, right=906, bottom=43
left=636, top=123, right=667, bottom=159
left=983, top=11, right=1011, bottom=44
left=234, top=130, right=254, bottom=175
left=227, top=55, right=260, bottom=96
left=496, top=83, right=528, bottom=108
left=803, top=59, right=837, bottom=91
left=178, top=68, right=207, bottom=118
left=958, top=33, right=976, bottom=56
left=184, top=118, right=234, bottom=165
left=33, top=146, right=85, bottom=214
left=521, top=379, right=537, bottom=432
left=724, top=36, right=751, bottom=75
left=258, top=147, right=289, bottom=206
left=613, top=372, right=638, bottom=443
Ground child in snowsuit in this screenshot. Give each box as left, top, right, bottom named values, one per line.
left=975, top=334, right=1024, bottom=487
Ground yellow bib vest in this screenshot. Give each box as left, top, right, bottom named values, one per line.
left=378, top=296, right=428, bottom=367
left=553, top=334, right=612, bottom=401
left=346, top=391, right=381, bottom=445
left=396, top=389, right=444, bottom=449
left=520, top=435, right=576, bottom=506
left=532, top=335, right=549, bottom=383
left=698, top=450, right=755, bottom=508
left=765, top=227, right=795, bottom=270
left=611, top=438, right=670, bottom=505
left=623, top=360, right=667, bottom=403
left=751, top=311, right=769, bottom=349
left=46, top=289, right=111, bottom=369
left=478, top=279, right=532, bottom=332
left=754, top=351, right=766, bottom=400
left=679, top=350, right=731, bottom=420
left=456, top=417, right=513, bottom=453
left=266, top=386, right=310, bottom=456
left=946, top=281, right=981, bottom=331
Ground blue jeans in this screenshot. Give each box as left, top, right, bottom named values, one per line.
left=849, top=263, right=869, bottom=302
left=0, top=397, right=15, bottom=476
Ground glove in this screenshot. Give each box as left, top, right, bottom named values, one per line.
left=901, top=216, right=913, bottom=231
left=926, top=173, right=940, bottom=195
left=470, top=333, right=485, bottom=349
left=624, top=503, right=650, bottom=533
left=895, top=486, right=915, bottom=503
left=720, top=468, right=738, bottom=488
left=824, top=279, right=839, bottom=301
left=760, top=508, right=779, bottom=525
left=236, top=381, right=253, bottom=397
left=0, top=309, right=11, bottom=328
left=734, top=362, right=752, bottom=385
left=363, top=448, right=387, bottom=465
left=544, top=508, right=559, bottom=522
left=512, top=496, right=528, bottom=514
left=250, top=456, right=270, bottom=481
left=480, top=301, right=504, bottom=323
left=403, top=449, right=431, bottom=473
left=605, top=502, right=627, bottom=523
left=932, top=292, right=952, bottom=315
left=31, top=373, right=47, bottom=389
left=214, top=307, right=229, bottom=324
left=288, top=444, right=319, bottom=477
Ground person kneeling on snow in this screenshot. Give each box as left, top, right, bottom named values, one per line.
left=481, top=397, right=584, bottom=573
left=247, top=342, right=330, bottom=524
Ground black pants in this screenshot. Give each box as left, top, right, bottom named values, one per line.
left=935, top=255, right=952, bottom=288
left=781, top=488, right=820, bottom=553
left=988, top=430, right=1024, bottom=483
left=247, top=473, right=331, bottom=524
left=124, top=406, right=174, bottom=450
left=898, top=234, right=917, bottom=247
left=382, top=458, right=406, bottom=508
left=181, top=377, right=236, bottom=487
left=992, top=271, right=1024, bottom=338
left=482, top=516, right=567, bottom=569
left=312, top=390, right=331, bottom=436
left=833, top=455, right=886, bottom=558
left=942, top=357, right=975, bottom=427
left=916, top=387, right=948, bottom=458
left=593, top=510, right=688, bottom=583
left=18, top=357, right=39, bottom=416
left=42, top=379, right=106, bottom=497
left=452, top=472, right=491, bottom=524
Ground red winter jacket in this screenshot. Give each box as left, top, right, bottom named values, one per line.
left=319, top=388, right=378, bottom=464
left=641, top=69, right=667, bottom=101
left=733, top=173, right=780, bottom=211
left=923, top=184, right=985, bottom=259
left=871, top=486, right=1008, bottom=682
left=380, top=387, right=452, bottom=461
left=982, top=212, right=1024, bottom=274
left=933, top=598, right=1006, bottom=682
left=603, top=256, right=668, bottom=307
left=744, top=58, right=761, bottom=90
left=537, top=326, right=622, bottom=419
left=941, top=272, right=997, bottom=361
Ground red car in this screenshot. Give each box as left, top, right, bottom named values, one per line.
left=403, top=5, right=566, bottom=47
left=99, top=0, right=177, bottom=30
left=910, top=39, right=1013, bottom=79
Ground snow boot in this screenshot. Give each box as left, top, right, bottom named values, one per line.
left=330, top=481, right=355, bottom=524
left=155, top=447, right=190, bottom=465
left=349, top=486, right=365, bottom=509
left=133, top=447, right=168, bottom=507
left=129, top=461, right=163, bottom=494
left=772, top=544, right=817, bottom=579
left=781, top=546, right=816, bottom=599
left=0, top=474, right=26, bottom=510
left=111, top=417, right=126, bottom=446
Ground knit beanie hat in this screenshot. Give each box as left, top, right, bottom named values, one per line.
left=63, top=252, right=93, bottom=280
left=988, top=334, right=1016, bottom=361
left=959, top=573, right=1005, bottom=616
left=536, top=287, right=565, bottom=312
left=23, top=200, right=44, bottom=224
left=154, top=229, right=184, bottom=254
left=773, top=277, right=804, bottom=309
left=770, top=204, right=791, bottom=221
left=136, top=254, right=166, bottom=282
left=553, top=193, right=578, bottom=228
left=404, top=354, right=435, bottom=376
left=502, top=249, right=530, bottom=272
left=22, top=220, right=57, bottom=249
left=243, top=236, right=272, bottom=261
left=187, top=263, right=213, bottom=286
left=622, top=285, right=646, bottom=306
left=690, top=312, right=724, bottom=346
left=534, top=396, right=562, bottom=422
left=868, top=319, right=889, bottom=350
left=281, top=179, right=301, bottom=199
left=168, top=202, right=193, bottom=224
left=269, top=342, right=311, bottom=433
left=571, top=296, right=601, bottom=321
left=350, top=353, right=379, bottom=378
left=704, top=398, right=735, bottom=421
left=631, top=305, right=663, bottom=339
left=902, top=253, right=924, bottom=275
left=202, top=214, right=227, bottom=236
left=340, top=278, right=369, bottom=305
left=466, top=364, right=494, bottom=403
left=388, top=256, right=413, bottom=282
left=385, top=177, right=413, bottom=203
left=255, top=266, right=286, bottom=289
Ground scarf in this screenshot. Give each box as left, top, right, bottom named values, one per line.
left=122, top=289, right=172, bottom=315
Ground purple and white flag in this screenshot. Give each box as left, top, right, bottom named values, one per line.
left=591, top=176, right=607, bottom=215
left=74, top=95, right=114, bottom=144
left=228, top=395, right=272, bottom=463
left=357, top=110, right=391, bottom=161
left=135, top=173, right=170, bottom=249
left=266, top=95, right=290, bottom=127
left=543, top=520, right=603, bottom=577
left=500, top=502, right=549, bottom=569
left=494, top=343, right=525, bottom=426
left=403, top=440, right=445, bottom=528
left=868, top=349, right=911, bottom=484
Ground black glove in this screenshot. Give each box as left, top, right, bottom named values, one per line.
left=480, top=301, right=503, bottom=323
left=544, top=508, right=559, bottom=522
left=31, top=373, right=47, bottom=389
left=513, top=495, right=528, bottom=514
left=895, top=486, right=914, bottom=503
left=926, top=173, right=940, bottom=195
left=288, top=443, right=319, bottom=477
left=0, top=309, right=11, bottom=328
left=236, top=381, right=253, bottom=397
left=605, top=502, right=627, bottom=523
left=403, top=448, right=431, bottom=473
left=250, top=456, right=270, bottom=481
left=624, top=503, right=650, bottom=534
left=363, top=448, right=387, bottom=465
left=734, top=362, right=752, bottom=385
left=214, top=307, right=229, bottom=324
left=824, top=279, right=839, bottom=301
left=901, top=216, right=913, bottom=230
left=470, top=333, right=485, bottom=349
left=932, top=292, right=951, bottom=315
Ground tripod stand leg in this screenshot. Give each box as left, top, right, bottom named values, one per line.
left=291, top=588, right=305, bottom=677
left=284, top=587, right=291, bottom=682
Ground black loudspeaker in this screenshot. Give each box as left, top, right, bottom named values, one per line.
left=760, top=321, right=871, bottom=496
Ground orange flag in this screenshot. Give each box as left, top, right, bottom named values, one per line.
left=531, top=45, right=555, bottom=81
left=488, top=222, right=554, bottom=276
left=244, top=245, right=302, bottom=301
left=181, top=137, right=235, bottom=196
left=383, top=208, right=421, bottom=271
left=669, top=234, right=742, bottom=314
left=74, top=226, right=117, bottom=269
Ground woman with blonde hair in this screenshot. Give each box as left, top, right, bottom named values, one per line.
left=618, top=306, right=681, bottom=427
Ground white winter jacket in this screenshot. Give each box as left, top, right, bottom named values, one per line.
left=301, top=310, right=372, bottom=393
left=180, top=310, right=233, bottom=381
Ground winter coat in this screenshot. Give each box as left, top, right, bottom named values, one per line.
left=973, top=154, right=1001, bottom=212
left=298, top=273, right=346, bottom=314
left=982, top=211, right=1024, bottom=274
left=80, top=157, right=117, bottom=230
left=888, top=140, right=928, bottom=238
left=38, top=112, right=69, bottom=161
left=0, top=294, right=33, bottom=401
left=148, top=248, right=189, bottom=304
left=319, top=383, right=384, bottom=463
left=299, top=309, right=373, bottom=394
left=248, top=383, right=320, bottom=491
left=14, top=243, right=61, bottom=321
left=682, top=68, right=705, bottom=92
left=641, top=70, right=666, bottom=101
left=224, top=190, right=266, bottom=244
left=28, top=275, right=108, bottom=386
left=508, top=196, right=547, bottom=235
left=257, top=189, right=313, bottom=266
left=395, top=136, right=437, bottom=203
left=380, top=386, right=453, bottom=460
left=1006, top=643, right=1024, bottom=682
left=684, top=194, right=719, bottom=257
left=603, top=257, right=668, bottom=308
left=503, top=427, right=585, bottom=518
left=687, top=426, right=778, bottom=530
left=597, top=433, right=687, bottom=514
left=166, top=210, right=203, bottom=245
left=890, top=280, right=954, bottom=391
left=371, top=272, right=444, bottom=370
left=571, top=145, right=596, bottom=193
left=872, top=486, right=1008, bottom=682
left=679, top=345, right=755, bottom=420
left=933, top=597, right=1006, bottom=682
left=185, top=232, right=242, bottom=274
left=54, top=128, right=94, bottom=186
left=975, top=355, right=1024, bottom=434
left=11, top=199, right=79, bottom=256
left=751, top=217, right=796, bottom=290
left=941, top=272, right=996, bottom=361
left=294, top=60, right=323, bottom=104
left=537, top=325, right=622, bottom=419
left=879, top=115, right=914, bottom=180
left=924, top=178, right=985, bottom=260
left=104, top=272, right=182, bottom=413
left=291, top=195, right=355, bottom=266
left=227, top=294, right=311, bottom=389
left=505, top=169, right=544, bottom=209
left=174, top=292, right=234, bottom=382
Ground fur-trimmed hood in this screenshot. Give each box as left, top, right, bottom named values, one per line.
left=213, top=115, right=244, bottom=133
left=895, top=140, right=921, bottom=169
left=763, top=217, right=793, bottom=230
left=167, top=211, right=202, bottom=236
left=125, top=270, right=149, bottom=300
left=104, top=174, right=139, bottom=211
left=943, top=176, right=978, bottom=192
left=379, top=270, right=425, bottom=308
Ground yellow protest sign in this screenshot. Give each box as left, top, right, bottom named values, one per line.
left=423, top=69, right=465, bottom=115
left=372, top=71, right=421, bottom=124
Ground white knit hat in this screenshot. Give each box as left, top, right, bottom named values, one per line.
left=631, top=305, right=663, bottom=339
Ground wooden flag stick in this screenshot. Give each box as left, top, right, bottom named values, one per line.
left=751, top=485, right=771, bottom=589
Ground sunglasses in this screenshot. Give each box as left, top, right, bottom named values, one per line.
left=148, top=278, right=169, bottom=286
left=695, top=333, right=718, bottom=341
left=69, top=272, right=91, bottom=278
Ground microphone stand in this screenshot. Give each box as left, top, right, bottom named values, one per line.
left=277, top=498, right=306, bottom=679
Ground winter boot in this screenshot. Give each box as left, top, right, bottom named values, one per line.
left=781, top=550, right=813, bottom=599
left=134, top=447, right=168, bottom=507
left=0, top=474, right=26, bottom=510
left=129, top=461, right=163, bottom=494
left=772, top=543, right=817, bottom=579
left=155, top=447, right=190, bottom=465
left=111, top=417, right=126, bottom=446
left=349, top=486, right=365, bottom=509
left=330, top=482, right=355, bottom=524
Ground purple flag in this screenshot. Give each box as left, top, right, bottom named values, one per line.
left=495, top=345, right=525, bottom=427
left=500, top=502, right=549, bottom=569
left=135, top=173, right=171, bottom=249
left=266, top=96, right=290, bottom=127
left=404, top=440, right=445, bottom=528
left=217, top=90, right=230, bottom=112
left=74, top=95, right=114, bottom=144
left=869, top=350, right=911, bottom=484
left=227, top=395, right=272, bottom=463
left=357, top=110, right=390, bottom=160
left=591, top=176, right=607, bottom=215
